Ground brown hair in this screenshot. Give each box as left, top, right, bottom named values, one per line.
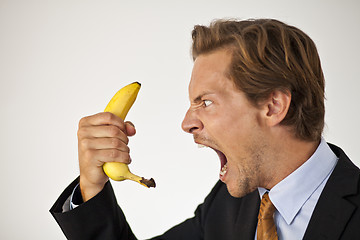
left=192, top=19, right=325, bottom=142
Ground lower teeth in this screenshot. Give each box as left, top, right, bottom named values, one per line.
left=220, top=163, right=228, bottom=177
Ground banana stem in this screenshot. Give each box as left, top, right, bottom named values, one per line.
left=126, top=172, right=156, bottom=188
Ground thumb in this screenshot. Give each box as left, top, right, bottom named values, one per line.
left=125, top=121, right=136, bottom=136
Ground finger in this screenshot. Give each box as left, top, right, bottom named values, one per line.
left=78, top=125, right=129, bottom=144
left=125, top=121, right=136, bottom=137
left=86, top=149, right=131, bottom=164
left=79, top=112, right=125, bottom=131
left=80, top=137, right=130, bottom=152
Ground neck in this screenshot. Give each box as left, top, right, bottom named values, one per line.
left=261, top=134, right=320, bottom=190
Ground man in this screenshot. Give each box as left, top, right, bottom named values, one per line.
left=50, top=19, right=360, bottom=239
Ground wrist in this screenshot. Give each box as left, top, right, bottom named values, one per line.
left=79, top=177, right=107, bottom=202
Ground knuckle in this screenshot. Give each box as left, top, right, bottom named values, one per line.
left=103, top=112, right=125, bottom=129
left=83, top=149, right=95, bottom=160
left=77, top=127, right=84, bottom=138
left=103, top=112, right=115, bottom=122
left=80, top=138, right=91, bottom=149
left=108, top=126, right=120, bottom=137
left=78, top=115, right=90, bottom=127
left=78, top=117, right=86, bottom=127
left=121, top=151, right=130, bottom=160
left=108, top=149, right=129, bottom=160
left=109, top=149, right=120, bottom=158
left=124, top=153, right=130, bottom=161
left=122, top=136, right=129, bottom=145
left=125, top=145, right=130, bottom=153
left=111, top=138, right=122, bottom=148
left=121, top=144, right=130, bottom=153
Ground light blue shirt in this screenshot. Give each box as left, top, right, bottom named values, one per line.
left=256, top=138, right=338, bottom=240
left=70, top=183, right=80, bottom=210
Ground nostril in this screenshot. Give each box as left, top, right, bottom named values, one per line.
left=189, top=127, right=199, bottom=134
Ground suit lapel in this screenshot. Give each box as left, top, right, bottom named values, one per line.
left=303, top=144, right=360, bottom=240
left=234, top=190, right=260, bottom=240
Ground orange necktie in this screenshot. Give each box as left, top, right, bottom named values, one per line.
left=257, top=192, right=278, bottom=240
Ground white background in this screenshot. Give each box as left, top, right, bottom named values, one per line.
left=0, top=0, right=359, bottom=239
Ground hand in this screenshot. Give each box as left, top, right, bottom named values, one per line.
left=77, top=112, right=136, bottom=201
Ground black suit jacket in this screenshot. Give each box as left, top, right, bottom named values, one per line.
left=50, top=144, right=360, bottom=239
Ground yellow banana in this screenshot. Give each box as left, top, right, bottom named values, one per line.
left=102, top=82, right=156, bottom=188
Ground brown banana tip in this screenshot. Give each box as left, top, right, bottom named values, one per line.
left=140, top=177, right=156, bottom=188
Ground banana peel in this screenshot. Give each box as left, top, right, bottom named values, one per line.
left=102, top=82, right=155, bottom=188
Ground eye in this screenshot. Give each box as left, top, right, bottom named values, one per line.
left=203, top=100, right=213, bottom=107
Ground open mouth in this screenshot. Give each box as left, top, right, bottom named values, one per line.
left=198, top=144, right=228, bottom=180
left=215, top=149, right=228, bottom=180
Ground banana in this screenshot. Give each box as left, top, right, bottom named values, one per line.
left=102, top=82, right=156, bottom=188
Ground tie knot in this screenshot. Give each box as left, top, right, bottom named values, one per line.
left=258, top=192, right=276, bottom=220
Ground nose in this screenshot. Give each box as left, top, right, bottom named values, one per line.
left=181, top=108, right=203, bottom=134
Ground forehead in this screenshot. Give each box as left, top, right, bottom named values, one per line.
left=189, top=49, right=235, bottom=98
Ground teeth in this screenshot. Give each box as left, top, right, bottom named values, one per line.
left=197, top=144, right=207, bottom=148
left=220, top=163, right=228, bottom=177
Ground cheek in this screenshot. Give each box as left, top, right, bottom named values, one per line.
left=200, top=105, right=259, bottom=143
left=199, top=111, right=225, bottom=136
left=222, top=116, right=260, bottom=153
left=221, top=115, right=250, bottom=139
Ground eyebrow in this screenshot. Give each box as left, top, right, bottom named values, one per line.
left=193, top=92, right=215, bottom=103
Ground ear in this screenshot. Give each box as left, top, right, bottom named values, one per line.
left=263, top=90, right=291, bottom=127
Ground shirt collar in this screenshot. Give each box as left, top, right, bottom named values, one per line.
left=257, top=138, right=338, bottom=224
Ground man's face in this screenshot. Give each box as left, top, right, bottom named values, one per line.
left=182, top=49, right=268, bottom=198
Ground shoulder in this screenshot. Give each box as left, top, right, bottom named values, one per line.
left=307, top=143, right=360, bottom=239
left=326, top=143, right=360, bottom=195
left=328, top=143, right=360, bottom=172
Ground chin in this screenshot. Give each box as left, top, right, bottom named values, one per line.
left=227, top=188, right=249, bottom=198
left=225, top=179, right=255, bottom=198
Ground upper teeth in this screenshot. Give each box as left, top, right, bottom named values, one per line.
left=197, top=144, right=207, bottom=148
